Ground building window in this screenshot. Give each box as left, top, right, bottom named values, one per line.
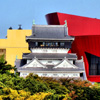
left=38, top=42, right=60, bottom=47
left=53, top=74, right=58, bottom=76
left=42, top=73, right=47, bottom=76
left=86, top=52, right=100, bottom=75
left=56, top=42, right=58, bottom=46
left=35, top=42, right=38, bottom=46
left=60, top=42, right=65, bottom=47
left=48, top=61, right=52, bottom=63
left=23, top=73, right=27, bottom=76
left=37, top=42, right=65, bottom=48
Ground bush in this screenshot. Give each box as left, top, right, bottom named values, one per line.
left=0, top=57, right=100, bottom=100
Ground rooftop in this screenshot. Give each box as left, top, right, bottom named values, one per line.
left=26, top=25, right=74, bottom=41
left=23, top=53, right=77, bottom=60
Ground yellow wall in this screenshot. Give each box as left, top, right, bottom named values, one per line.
left=0, top=29, right=32, bottom=66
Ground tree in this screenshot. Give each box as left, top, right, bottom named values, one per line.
left=0, top=55, right=15, bottom=74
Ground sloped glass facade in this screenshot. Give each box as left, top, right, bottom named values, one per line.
left=86, top=52, right=100, bottom=75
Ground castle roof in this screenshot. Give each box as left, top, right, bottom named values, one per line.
left=22, top=53, right=77, bottom=60
left=17, top=57, right=84, bottom=73
left=26, top=25, right=74, bottom=41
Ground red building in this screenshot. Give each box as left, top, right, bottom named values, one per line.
left=46, top=12, right=100, bottom=82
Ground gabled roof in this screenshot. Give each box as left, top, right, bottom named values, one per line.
left=22, top=53, right=77, bottom=60
left=54, top=57, right=78, bottom=69
left=18, top=57, right=84, bottom=72
left=26, top=25, right=74, bottom=40
left=19, top=57, right=47, bottom=68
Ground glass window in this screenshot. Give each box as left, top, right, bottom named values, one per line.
left=35, top=42, right=38, bottom=46
left=53, top=74, right=58, bottom=76
left=56, top=42, right=58, bottom=46
left=60, top=42, right=65, bottom=47
left=86, top=52, right=100, bottom=75
left=43, top=73, right=47, bottom=76
left=37, top=42, right=65, bottom=48
left=48, top=61, right=52, bottom=63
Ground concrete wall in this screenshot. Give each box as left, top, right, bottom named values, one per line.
left=0, top=29, right=32, bottom=66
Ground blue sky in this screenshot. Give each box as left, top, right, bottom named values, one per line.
left=0, top=0, right=100, bottom=38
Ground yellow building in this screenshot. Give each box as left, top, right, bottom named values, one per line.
left=0, top=29, right=32, bottom=66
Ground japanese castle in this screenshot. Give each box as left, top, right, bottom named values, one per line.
left=16, top=24, right=86, bottom=79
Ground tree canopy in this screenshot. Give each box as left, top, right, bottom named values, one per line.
left=0, top=55, right=100, bottom=100
left=0, top=55, right=15, bottom=74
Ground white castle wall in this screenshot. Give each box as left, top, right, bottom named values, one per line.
left=20, top=72, right=80, bottom=78
left=31, top=48, right=69, bottom=53
left=27, top=59, right=73, bottom=65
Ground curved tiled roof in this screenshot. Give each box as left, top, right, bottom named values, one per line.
left=18, top=57, right=84, bottom=72
left=20, top=57, right=46, bottom=68
left=26, top=25, right=74, bottom=40
left=54, top=57, right=78, bottom=69
left=22, top=53, right=77, bottom=60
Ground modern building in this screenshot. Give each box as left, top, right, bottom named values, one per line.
left=16, top=25, right=86, bottom=79
left=46, top=12, right=100, bottom=82
left=0, top=27, right=31, bottom=66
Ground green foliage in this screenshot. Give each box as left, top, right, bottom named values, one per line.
left=0, top=56, right=100, bottom=100
left=0, top=55, right=5, bottom=63
left=23, top=77, right=48, bottom=94
left=0, top=73, right=100, bottom=100
left=0, top=55, right=15, bottom=74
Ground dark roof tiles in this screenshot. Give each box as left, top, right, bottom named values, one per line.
left=23, top=53, right=77, bottom=59
left=18, top=65, right=84, bottom=72
left=26, top=25, right=74, bottom=40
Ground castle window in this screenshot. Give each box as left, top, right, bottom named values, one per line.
left=42, top=73, right=47, bottom=76
left=35, top=42, right=38, bottom=46
left=60, top=42, right=65, bottom=47
left=48, top=61, right=52, bottom=63
left=37, top=42, right=65, bottom=48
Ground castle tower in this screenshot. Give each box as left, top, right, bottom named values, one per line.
left=16, top=25, right=86, bottom=79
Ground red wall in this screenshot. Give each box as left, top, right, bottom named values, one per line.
left=46, top=12, right=100, bottom=36
left=46, top=12, right=100, bottom=82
